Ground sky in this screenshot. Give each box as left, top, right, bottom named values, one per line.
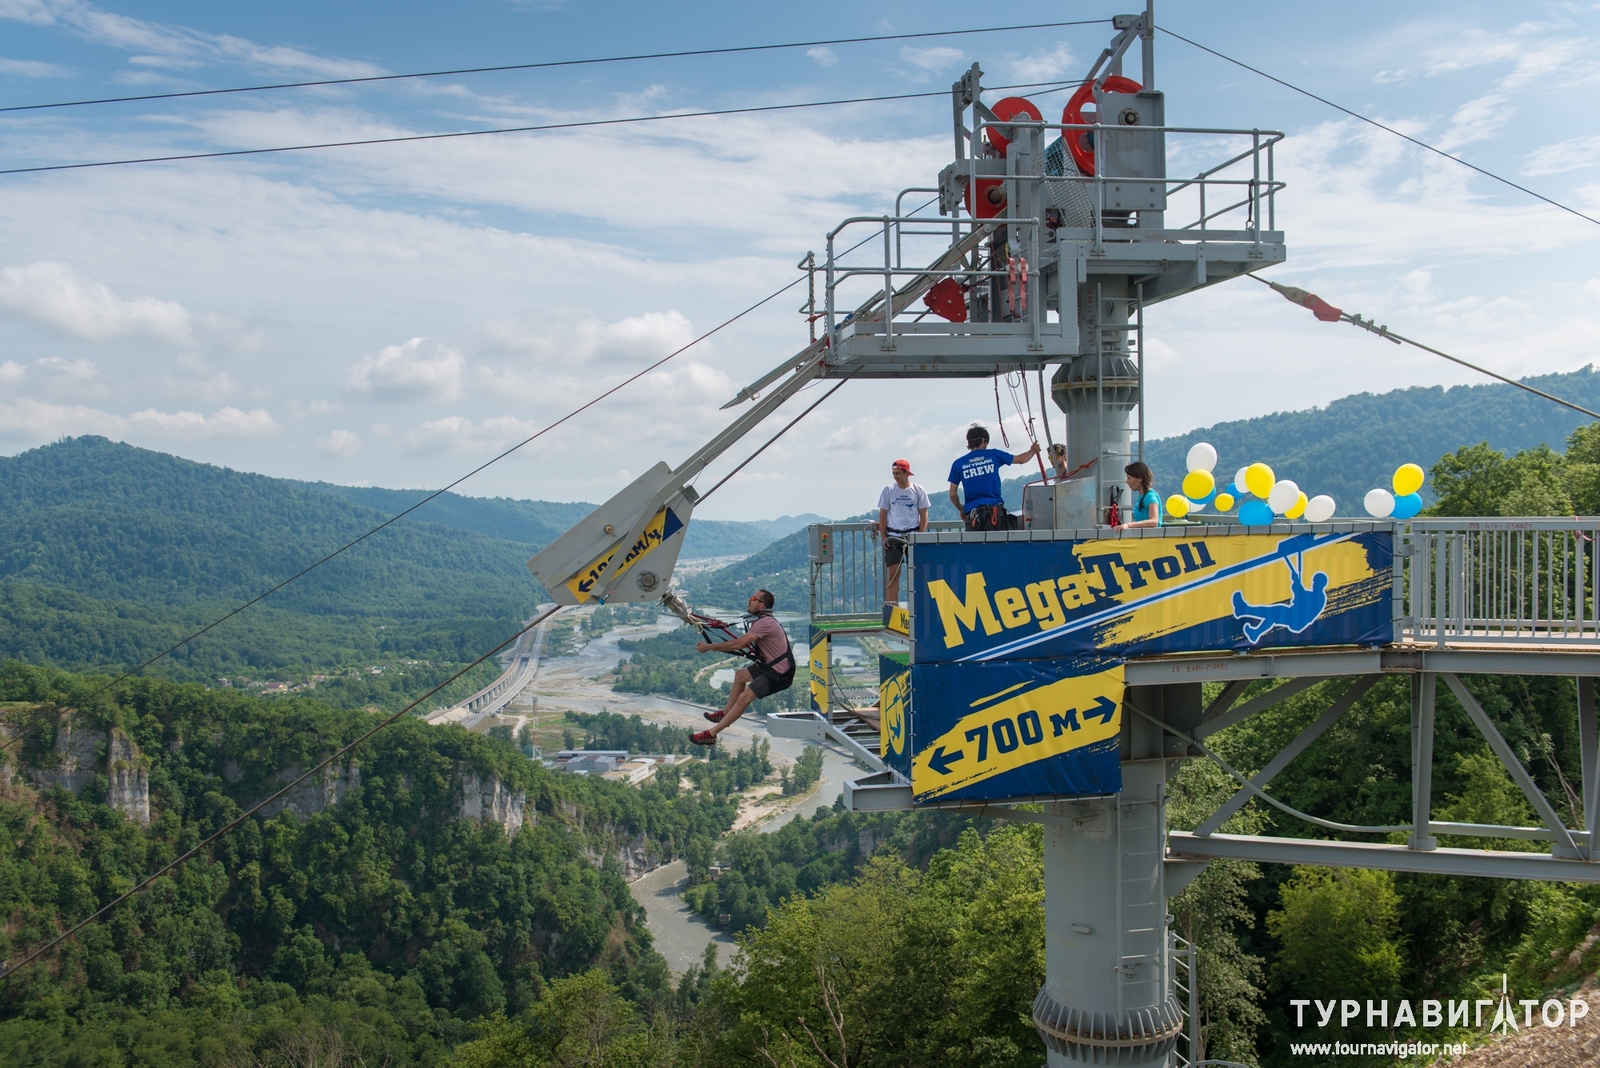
left=1, top=0, right=1599, bottom=521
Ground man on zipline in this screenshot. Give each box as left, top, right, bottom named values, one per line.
left=689, top=589, right=794, bottom=746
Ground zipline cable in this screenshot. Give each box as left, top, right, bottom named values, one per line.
left=1159, top=25, right=1600, bottom=230
left=0, top=78, right=1078, bottom=177
left=0, top=603, right=565, bottom=983
left=1251, top=273, right=1600, bottom=420
left=0, top=205, right=929, bottom=757
left=0, top=20, right=1109, bottom=115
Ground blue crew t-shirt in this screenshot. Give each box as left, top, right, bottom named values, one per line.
left=948, top=448, right=1014, bottom=508
left=1130, top=488, right=1162, bottom=526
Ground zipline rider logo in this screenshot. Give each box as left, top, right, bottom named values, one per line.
left=565, top=506, right=684, bottom=603
left=911, top=531, right=1392, bottom=664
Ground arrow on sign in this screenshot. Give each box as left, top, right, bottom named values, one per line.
left=927, top=746, right=964, bottom=775
left=1087, top=696, right=1117, bottom=724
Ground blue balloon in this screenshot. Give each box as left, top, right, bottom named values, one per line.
left=1391, top=492, right=1423, bottom=520
left=1238, top=500, right=1275, bottom=526
left=1224, top=483, right=1241, bottom=497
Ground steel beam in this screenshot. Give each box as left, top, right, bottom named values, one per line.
left=1441, top=673, right=1579, bottom=857
left=1193, top=676, right=1327, bottom=740
left=844, top=771, right=913, bottom=811
left=1582, top=677, right=1598, bottom=858
left=1410, top=673, right=1438, bottom=851
left=1168, top=831, right=1600, bottom=883
left=1194, top=675, right=1379, bottom=836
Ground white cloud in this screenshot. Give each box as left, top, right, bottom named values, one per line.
left=125, top=405, right=277, bottom=439
left=0, top=0, right=383, bottom=77
left=402, top=414, right=536, bottom=456
left=1005, top=43, right=1077, bottom=83
left=899, top=45, right=966, bottom=76
left=0, top=56, right=70, bottom=77
left=0, top=399, right=275, bottom=441
left=345, top=337, right=464, bottom=401
left=1525, top=134, right=1600, bottom=176
left=0, top=261, right=192, bottom=343
left=477, top=309, right=697, bottom=367
left=316, top=428, right=361, bottom=458
left=806, top=46, right=838, bottom=68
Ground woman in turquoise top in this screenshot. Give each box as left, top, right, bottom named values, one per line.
left=1115, top=461, right=1162, bottom=530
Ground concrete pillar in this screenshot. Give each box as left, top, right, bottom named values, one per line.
left=1032, top=684, right=1194, bottom=1064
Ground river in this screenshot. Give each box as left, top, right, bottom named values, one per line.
left=531, top=612, right=859, bottom=973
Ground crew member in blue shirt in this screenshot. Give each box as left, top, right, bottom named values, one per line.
left=1114, top=461, right=1162, bottom=530
left=947, top=425, right=1039, bottom=531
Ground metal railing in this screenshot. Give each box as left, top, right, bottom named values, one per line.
left=1404, top=519, right=1600, bottom=647
left=808, top=521, right=961, bottom=621
left=807, top=519, right=1600, bottom=649
left=1172, top=931, right=1199, bottom=1068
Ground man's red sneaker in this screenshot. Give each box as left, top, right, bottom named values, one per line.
left=690, top=729, right=717, bottom=746
left=703, top=710, right=725, bottom=723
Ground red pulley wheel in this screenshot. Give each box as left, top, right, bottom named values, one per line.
left=1062, top=75, right=1142, bottom=177
left=985, top=95, right=1043, bottom=156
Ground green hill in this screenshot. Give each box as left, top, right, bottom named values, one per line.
left=0, top=438, right=821, bottom=702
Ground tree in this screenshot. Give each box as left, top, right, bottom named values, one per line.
left=1267, top=867, right=1404, bottom=1008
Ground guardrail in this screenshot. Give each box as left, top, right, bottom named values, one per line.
left=808, top=521, right=962, bottom=620
left=806, top=519, right=1600, bottom=648
left=1405, top=519, right=1600, bottom=647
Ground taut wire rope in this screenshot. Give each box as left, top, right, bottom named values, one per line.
left=0, top=20, right=1110, bottom=115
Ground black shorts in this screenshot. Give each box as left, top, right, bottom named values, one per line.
left=884, top=530, right=915, bottom=567
left=748, top=661, right=796, bottom=698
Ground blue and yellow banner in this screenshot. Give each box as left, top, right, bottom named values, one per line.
left=809, top=628, right=831, bottom=713
left=565, top=507, right=685, bottom=603
left=912, top=531, right=1392, bottom=664
left=909, top=658, right=1123, bottom=802
left=879, top=653, right=910, bottom=778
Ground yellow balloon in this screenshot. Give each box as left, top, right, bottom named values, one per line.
left=1182, top=469, right=1215, bottom=499
left=1166, top=494, right=1190, bottom=519
left=1214, top=492, right=1235, bottom=511
left=1285, top=491, right=1308, bottom=520
left=1244, top=462, right=1275, bottom=499
left=1393, top=463, right=1425, bottom=496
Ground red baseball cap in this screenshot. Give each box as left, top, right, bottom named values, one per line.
left=892, top=458, right=913, bottom=474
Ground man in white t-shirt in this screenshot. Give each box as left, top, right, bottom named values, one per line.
left=877, top=458, right=930, bottom=603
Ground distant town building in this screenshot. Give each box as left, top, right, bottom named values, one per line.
left=551, top=750, right=686, bottom=784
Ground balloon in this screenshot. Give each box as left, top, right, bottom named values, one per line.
left=1224, top=483, right=1240, bottom=497
left=1166, top=494, right=1190, bottom=519
left=1393, top=463, right=1425, bottom=497
left=1364, top=488, right=1395, bottom=518
left=1392, top=492, right=1423, bottom=520
left=1238, top=500, right=1275, bottom=526
left=1267, top=479, right=1300, bottom=514
left=1182, top=469, right=1215, bottom=499
left=1186, top=442, right=1218, bottom=473
left=1304, top=495, right=1336, bottom=523
left=1244, top=462, right=1275, bottom=499
left=1234, top=468, right=1251, bottom=495
left=1284, top=491, right=1308, bottom=520
left=1214, top=492, right=1236, bottom=511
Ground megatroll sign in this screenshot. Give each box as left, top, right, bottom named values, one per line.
left=893, top=531, right=1393, bottom=803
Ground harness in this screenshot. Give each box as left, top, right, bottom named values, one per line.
left=668, top=594, right=794, bottom=674
left=740, top=610, right=796, bottom=674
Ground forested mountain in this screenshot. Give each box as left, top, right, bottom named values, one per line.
left=0, top=438, right=816, bottom=700
left=0, top=663, right=766, bottom=1064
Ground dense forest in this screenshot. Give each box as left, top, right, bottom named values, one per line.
left=0, top=663, right=770, bottom=1065
left=0, top=438, right=805, bottom=711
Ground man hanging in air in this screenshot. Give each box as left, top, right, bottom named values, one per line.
left=689, top=589, right=795, bottom=746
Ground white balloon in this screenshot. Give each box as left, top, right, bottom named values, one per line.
left=1267, top=479, right=1300, bottom=514
left=1304, top=495, right=1336, bottom=523
left=1364, top=488, right=1395, bottom=518
left=1234, top=466, right=1250, bottom=494
left=1186, top=442, right=1218, bottom=473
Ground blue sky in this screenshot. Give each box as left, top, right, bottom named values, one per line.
left=1, top=0, right=1598, bottom=520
